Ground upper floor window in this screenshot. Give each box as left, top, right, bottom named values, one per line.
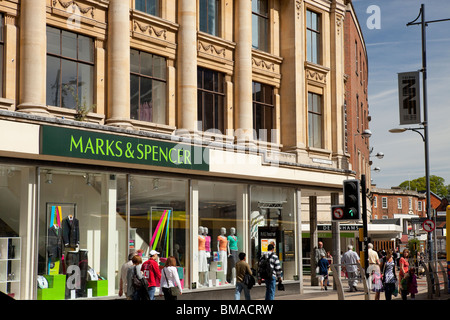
left=252, top=0, right=269, bottom=52
left=46, top=26, right=94, bottom=110
left=373, top=196, right=377, bottom=208
left=418, top=201, right=422, bottom=211
left=199, top=0, right=220, bottom=37
left=382, top=197, right=388, bottom=209
left=252, top=81, right=274, bottom=141
left=308, top=92, right=323, bottom=148
left=135, top=0, right=160, bottom=17
left=397, top=198, right=402, bottom=209
left=306, top=10, right=321, bottom=64
left=197, top=67, right=224, bottom=132
left=130, top=49, right=167, bottom=124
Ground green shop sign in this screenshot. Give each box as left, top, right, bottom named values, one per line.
left=40, top=125, right=209, bottom=171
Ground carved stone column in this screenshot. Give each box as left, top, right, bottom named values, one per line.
left=17, top=0, right=48, bottom=115
left=234, top=0, right=253, bottom=144
left=177, top=0, right=197, bottom=134
left=106, top=0, right=131, bottom=128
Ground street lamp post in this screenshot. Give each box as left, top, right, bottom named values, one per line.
left=404, top=4, right=450, bottom=263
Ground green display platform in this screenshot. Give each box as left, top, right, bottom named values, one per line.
left=87, top=280, right=108, bottom=297
left=37, top=275, right=66, bottom=300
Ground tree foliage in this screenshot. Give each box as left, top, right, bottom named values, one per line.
left=399, top=175, right=448, bottom=198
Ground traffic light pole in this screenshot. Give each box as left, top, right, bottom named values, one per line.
left=361, top=174, right=369, bottom=275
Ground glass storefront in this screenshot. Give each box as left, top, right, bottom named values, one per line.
left=37, top=168, right=127, bottom=299
left=197, top=181, right=244, bottom=287
left=0, top=165, right=25, bottom=299
left=0, top=162, right=301, bottom=300
left=250, top=185, right=297, bottom=280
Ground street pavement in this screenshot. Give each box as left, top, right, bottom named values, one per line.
left=272, top=274, right=449, bottom=301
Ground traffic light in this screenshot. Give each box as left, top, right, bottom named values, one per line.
left=343, top=179, right=360, bottom=220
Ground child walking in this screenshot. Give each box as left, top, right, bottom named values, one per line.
left=408, top=267, right=418, bottom=300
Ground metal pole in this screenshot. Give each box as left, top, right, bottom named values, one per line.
left=420, top=4, right=433, bottom=263
left=361, top=174, right=369, bottom=275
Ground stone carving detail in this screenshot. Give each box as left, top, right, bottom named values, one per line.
left=296, top=0, right=302, bottom=19
left=133, top=21, right=167, bottom=40
left=198, top=41, right=226, bottom=57
left=252, top=57, right=275, bottom=71
left=306, top=69, right=327, bottom=84
left=52, top=0, right=95, bottom=18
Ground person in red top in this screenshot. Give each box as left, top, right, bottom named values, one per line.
left=141, top=250, right=162, bottom=300
left=399, top=249, right=410, bottom=300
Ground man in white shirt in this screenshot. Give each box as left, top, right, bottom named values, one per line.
left=341, top=245, right=360, bottom=292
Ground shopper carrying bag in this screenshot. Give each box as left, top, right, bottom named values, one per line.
left=160, top=256, right=182, bottom=300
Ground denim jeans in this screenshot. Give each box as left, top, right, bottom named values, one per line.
left=148, top=286, right=156, bottom=300
left=265, top=276, right=276, bottom=300
left=235, top=282, right=251, bottom=300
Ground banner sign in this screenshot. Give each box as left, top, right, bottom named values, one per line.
left=40, top=125, right=209, bottom=171
left=398, top=71, right=421, bottom=125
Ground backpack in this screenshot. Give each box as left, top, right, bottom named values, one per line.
left=258, top=253, right=273, bottom=280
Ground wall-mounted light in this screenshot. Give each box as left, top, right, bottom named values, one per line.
left=46, top=172, right=53, bottom=184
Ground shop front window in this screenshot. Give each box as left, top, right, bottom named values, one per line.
left=128, top=175, right=188, bottom=289
left=197, top=181, right=245, bottom=287
left=250, top=185, right=296, bottom=280
left=0, top=165, right=25, bottom=299
left=38, top=169, right=126, bottom=300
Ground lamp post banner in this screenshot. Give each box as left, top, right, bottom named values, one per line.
left=398, top=71, right=421, bottom=125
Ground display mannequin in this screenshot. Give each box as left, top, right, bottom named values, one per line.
left=217, top=227, right=228, bottom=280
left=203, top=227, right=211, bottom=265
left=62, top=215, right=80, bottom=248
left=47, top=224, right=64, bottom=273
left=227, top=227, right=239, bottom=283
left=198, top=227, right=208, bottom=286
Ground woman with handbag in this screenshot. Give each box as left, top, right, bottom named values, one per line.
left=382, top=250, right=398, bottom=301
left=126, top=255, right=149, bottom=300
left=160, top=256, right=183, bottom=300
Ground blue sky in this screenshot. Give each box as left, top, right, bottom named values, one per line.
left=352, top=0, right=450, bottom=189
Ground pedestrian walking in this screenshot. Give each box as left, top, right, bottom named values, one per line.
left=341, top=245, right=360, bottom=292
left=381, top=250, right=398, bottom=301
left=141, top=249, right=162, bottom=300
left=160, top=256, right=183, bottom=300
left=317, top=252, right=329, bottom=291
left=118, top=250, right=135, bottom=299
left=235, top=252, right=253, bottom=300
left=257, top=244, right=282, bottom=300
left=407, top=267, right=418, bottom=300
left=126, top=254, right=149, bottom=300
left=399, top=249, right=410, bottom=300
left=367, top=243, right=382, bottom=300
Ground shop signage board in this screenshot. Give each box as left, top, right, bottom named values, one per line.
left=40, top=125, right=210, bottom=171
left=398, top=71, right=421, bottom=125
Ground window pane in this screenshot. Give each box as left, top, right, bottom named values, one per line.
left=47, top=26, right=61, bottom=56
left=203, top=68, right=214, bottom=92
left=207, top=0, right=219, bottom=36
left=78, top=35, right=94, bottom=63
left=135, top=0, right=145, bottom=12
left=61, top=59, right=77, bottom=109
left=130, top=49, right=140, bottom=74
left=78, top=63, right=94, bottom=108
left=203, top=92, right=214, bottom=130
left=140, top=52, right=153, bottom=77
left=130, top=74, right=140, bottom=120
left=252, top=14, right=259, bottom=49
left=257, top=16, right=268, bottom=52
left=152, top=80, right=166, bottom=124
left=153, top=55, right=166, bottom=79
left=46, top=56, right=61, bottom=107
left=199, top=0, right=208, bottom=33
left=139, top=77, right=152, bottom=121
left=61, top=30, right=77, bottom=59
